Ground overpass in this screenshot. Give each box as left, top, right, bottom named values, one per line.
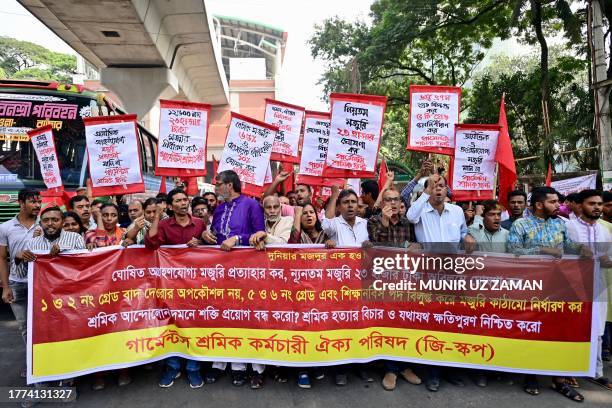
left=18, top=0, right=229, bottom=117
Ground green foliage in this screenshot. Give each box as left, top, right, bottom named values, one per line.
left=0, top=36, right=76, bottom=83
left=467, top=50, right=595, bottom=175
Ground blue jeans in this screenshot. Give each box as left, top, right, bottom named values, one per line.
left=8, top=281, right=28, bottom=344
left=384, top=360, right=408, bottom=374
left=166, top=357, right=200, bottom=372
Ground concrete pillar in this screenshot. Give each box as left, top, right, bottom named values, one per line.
left=100, top=67, right=179, bottom=118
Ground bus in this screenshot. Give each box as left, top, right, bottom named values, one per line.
left=0, top=79, right=170, bottom=220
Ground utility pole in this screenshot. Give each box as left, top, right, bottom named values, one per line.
left=589, top=0, right=612, bottom=190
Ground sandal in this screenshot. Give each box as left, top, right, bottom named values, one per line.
left=551, top=381, right=584, bottom=402
left=523, top=381, right=540, bottom=396
left=231, top=370, right=247, bottom=387
left=587, top=377, right=612, bottom=391
left=565, top=377, right=580, bottom=388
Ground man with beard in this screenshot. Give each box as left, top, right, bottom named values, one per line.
left=249, top=195, right=293, bottom=248
left=69, top=195, right=97, bottom=231
left=508, top=186, right=591, bottom=401
left=566, top=189, right=612, bottom=391
left=123, top=198, right=159, bottom=245
left=203, top=191, right=218, bottom=213
left=501, top=190, right=527, bottom=230
left=208, top=170, right=265, bottom=252
left=146, top=188, right=208, bottom=389
left=26, top=207, right=85, bottom=254
left=0, top=189, right=42, bottom=381
left=466, top=200, right=509, bottom=253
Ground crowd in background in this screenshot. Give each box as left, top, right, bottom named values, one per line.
left=1, top=159, right=611, bottom=404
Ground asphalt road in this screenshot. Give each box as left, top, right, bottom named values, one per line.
left=1, top=305, right=611, bottom=408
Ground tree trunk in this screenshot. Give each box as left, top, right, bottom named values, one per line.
left=530, top=0, right=550, bottom=108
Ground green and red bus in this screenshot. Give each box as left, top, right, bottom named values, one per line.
left=0, top=79, right=169, bottom=220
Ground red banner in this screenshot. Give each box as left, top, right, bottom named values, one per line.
left=28, top=247, right=598, bottom=383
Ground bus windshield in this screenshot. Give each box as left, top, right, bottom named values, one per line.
left=0, top=81, right=158, bottom=193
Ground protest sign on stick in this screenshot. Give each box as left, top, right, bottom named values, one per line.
left=324, top=93, right=387, bottom=179
left=28, top=125, right=63, bottom=195
left=156, top=99, right=211, bottom=177
left=84, top=114, right=144, bottom=196
left=296, top=111, right=342, bottom=187
left=448, top=124, right=500, bottom=202
left=407, top=85, right=461, bottom=155
left=218, top=112, right=278, bottom=197
left=265, top=99, right=305, bottom=164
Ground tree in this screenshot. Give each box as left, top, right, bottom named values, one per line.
left=0, top=37, right=76, bottom=83
left=310, top=1, right=514, bottom=169
left=467, top=49, right=596, bottom=175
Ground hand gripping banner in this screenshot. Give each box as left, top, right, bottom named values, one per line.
left=27, top=246, right=599, bottom=383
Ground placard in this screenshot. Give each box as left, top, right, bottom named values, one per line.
left=324, top=93, right=387, bottom=178
left=83, top=114, right=144, bottom=196
left=264, top=99, right=305, bottom=163
left=448, top=124, right=500, bottom=202
left=407, top=85, right=461, bottom=155
left=28, top=125, right=63, bottom=192
left=217, top=112, right=278, bottom=187
left=156, top=99, right=211, bottom=177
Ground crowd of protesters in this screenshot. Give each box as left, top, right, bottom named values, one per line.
left=1, top=159, right=611, bottom=404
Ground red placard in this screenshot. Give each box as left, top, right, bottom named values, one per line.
left=407, top=85, right=461, bottom=155
left=323, top=93, right=387, bottom=179
left=83, top=114, right=145, bottom=196
left=156, top=99, right=211, bottom=177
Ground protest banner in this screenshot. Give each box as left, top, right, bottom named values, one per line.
left=264, top=99, right=305, bottom=164
left=296, top=111, right=343, bottom=187
left=407, top=85, right=461, bottom=155
left=28, top=246, right=597, bottom=383
left=324, top=93, right=387, bottom=179
left=551, top=173, right=597, bottom=196
left=156, top=100, right=211, bottom=177
left=217, top=112, right=278, bottom=196
left=448, top=124, right=500, bottom=202
left=28, top=125, right=63, bottom=194
left=83, top=114, right=144, bottom=196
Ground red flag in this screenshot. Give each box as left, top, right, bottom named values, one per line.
left=184, top=176, right=199, bottom=196
left=281, top=162, right=295, bottom=193
left=159, top=176, right=167, bottom=194
left=212, top=155, right=219, bottom=183
left=378, top=158, right=388, bottom=191
left=496, top=95, right=517, bottom=210
left=545, top=163, right=552, bottom=186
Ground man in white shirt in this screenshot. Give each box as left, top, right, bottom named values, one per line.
left=565, top=189, right=612, bottom=391
left=249, top=196, right=293, bottom=247
left=407, top=174, right=469, bottom=244
left=322, top=186, right=369, bottom=247
left=406, top=174, right=474, bottom=392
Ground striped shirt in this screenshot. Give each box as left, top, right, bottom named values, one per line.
left=27, top=230, right=86, bottom=252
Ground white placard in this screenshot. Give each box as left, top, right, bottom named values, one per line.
left=158, top=101, right=209, bottom=170
left=217, top=114, right=276, bottom=186
left=551, top=174, right=597, bottom=196
left=30, top=127, right=62, bottom=189
left=326, top=95, right=385, bottom=173
left=408, top=85, right=460, bottom=152
left=85, top=120, right=143, bottom=187
left=264, top=100, right=305, bottom=160
left=298, top=114, right=330, bottom=177
left=452, top=127, right=499, bottom=191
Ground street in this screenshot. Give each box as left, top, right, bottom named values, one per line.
left=1, top=306, right=610, bottom=408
